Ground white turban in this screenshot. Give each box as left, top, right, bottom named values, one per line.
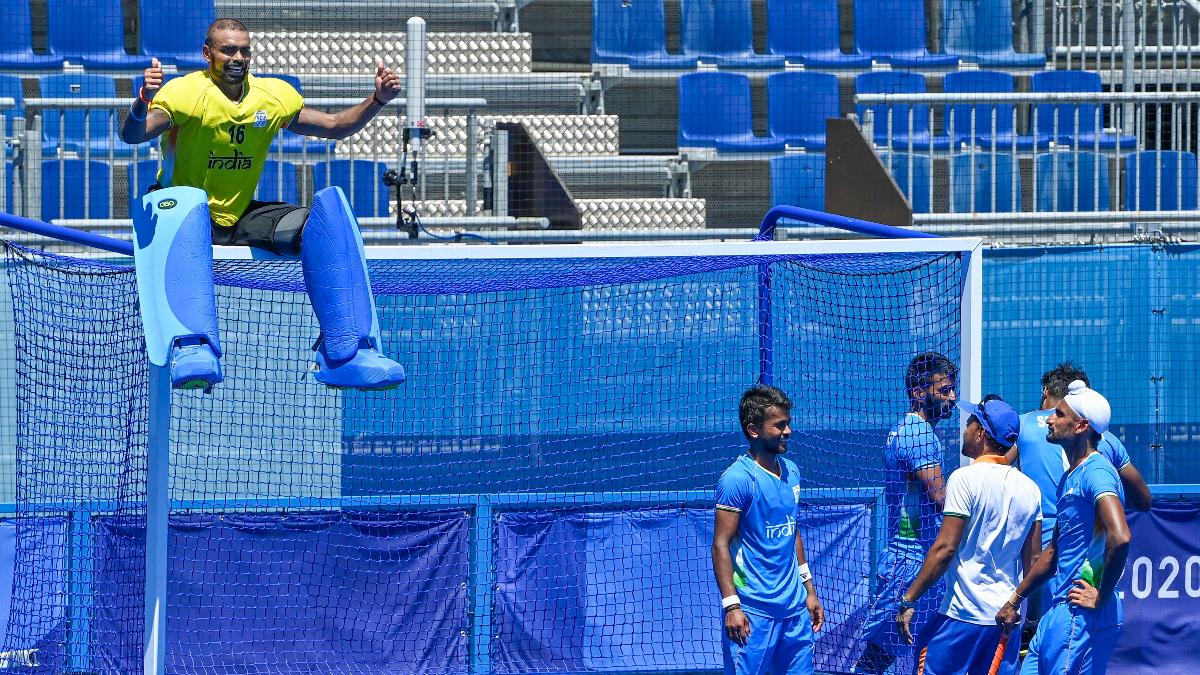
left=1063, top=379, right=1111, bottom=436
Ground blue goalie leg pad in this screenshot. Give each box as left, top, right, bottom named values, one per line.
left=301, top=187, right=405, bottom=390
left=170, top=336, right=223, bottom=391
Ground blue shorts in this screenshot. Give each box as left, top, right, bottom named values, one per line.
left=1020, top=601, right=1121, bottom=675
left=860, top=553, right=945, bottom=659
left=916, top=613, right=1021, bottom=675
left=722, top=610, right=814, bottom=675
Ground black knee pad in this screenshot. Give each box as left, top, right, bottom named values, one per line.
left=272, top=207, right=310, bottom=256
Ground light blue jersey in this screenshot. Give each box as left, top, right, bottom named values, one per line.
left=716, top=454, right=807, bottom=619
left=1017, top=409, right=1131, bottom=521
left=1049, top=451, right=1124, bottom=624
left=883, top=413, right=944, bottom=561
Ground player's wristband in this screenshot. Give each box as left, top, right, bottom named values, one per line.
left=138, top=87, right=153, bottom=105
left=128, top=105, right=146, bottom=122
left=898, top=597, right=916, bottom=610
left=798, top=563, right=813, bottom=584
left=721, top=594, right=741, bottom=610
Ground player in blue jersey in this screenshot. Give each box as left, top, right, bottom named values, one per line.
left=1007, top=363, right=1150, bottom=639
left=713, top=384, right=825, bottom=675
left=854, top=352, right=956, bottom=674
left=997, top=380, right=1131, bottom=675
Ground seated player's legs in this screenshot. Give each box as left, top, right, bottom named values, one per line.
left=917, top=614, right=1021, bottom=675
left=723, top=611, right=815, bottom=675
left=1020, top=602, right=1121, bottom=675
left=212, top=200, right=308, bottom=255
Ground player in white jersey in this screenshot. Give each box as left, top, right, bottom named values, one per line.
left=896, top=395, right=1042, bottom=675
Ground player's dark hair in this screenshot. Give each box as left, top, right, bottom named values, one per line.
left=739, top=384, right=792, bottom=441
left=1042, top=362, right=1088, bottom=400
left=905, top=351, right=957, bottom=398
left=205, top=18, right=250, bottom=46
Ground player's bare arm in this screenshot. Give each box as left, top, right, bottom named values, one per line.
left=288, top=60, right=401, bottom=140
left=712, top=509, right=751, bottom=646
left=1022, top=520, right=1043, bottom=574
left=794, top=531, right=824, bottom=632
left=120, top=57, right=173, bottom=144
left=1066, top=495, right=1131, bottom=610
left=1004, top=442, right=1019, bottom=467
left=896, top=514, right=965, bottom=644
left=915, top=464, right=946, bottom=508
left=1118, top=463, right=1152, bottom=512
left=996, top=536, right=1058, bottom=630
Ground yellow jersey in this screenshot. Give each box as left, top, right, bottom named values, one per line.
left=150, top=72, right=304, bottom=228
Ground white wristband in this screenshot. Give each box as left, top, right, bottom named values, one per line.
left=721, top=594, right=741, bottom=609
left=798, top=563, right=813, bottom=583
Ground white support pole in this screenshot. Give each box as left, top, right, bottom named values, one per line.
left=406, top=17, right=427, bottom=170
left=958, top=241, right=984, bottom=468
left=143, top=363, right=170, bottom=675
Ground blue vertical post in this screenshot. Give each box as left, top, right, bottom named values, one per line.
left=757, top=263, right=774, bottom=385
left=469, top=497, right=494, bottom=673
left=143, top=364, right=170, bottom=675
left=68, top=509, right=94, bottom=672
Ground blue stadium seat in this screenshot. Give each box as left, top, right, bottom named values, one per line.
left=46, top=0, right=148, bottom=69
left=854, top=0, right=959, bottom=67
left=943, top=70, right=1034, bottom=150
left=126, top=159, right=162, bottom=212
left=951, top=152, right=1021, bottom=212
left=1035, top=151, right=1111, bottom=211
left=770, top=153, right=826, bottom=211
left=678, top=72, right=786, bottom=152
left=680, top=0, right=786, bottom=68
left=140, top=0, right=215, bottom=71
left=0, top=75, right=26, bottom=158
left=855, top=71, right=950, bottom=151
left=41, top=159, right=112, bottom=221
left=1031, top=71, right=1137, bottom=150
left=767, top=72, right=839, bottom=150
left=259, top=75, right=334, bottom=155
left=1123, top=151, right=1199, bottom=211
left=0, top=0, right=64, bottom=69
left=591, top=0, right=697, bottom=69
left=881, top=152, right=932, bottom=213
left=765, top=0, right=871, bottom=68
left=942, top=0, right=1046, bottom=67
left=40, top=74, right=134, bottom=158
left=313, top=159, right=389, bottom=218
left=256, top=159, right=301, bottom=204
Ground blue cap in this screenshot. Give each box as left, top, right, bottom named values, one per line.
left=957, top=396, right=1020, bottom=448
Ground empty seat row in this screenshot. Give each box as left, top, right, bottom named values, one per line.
left=680, top=69, right=1136, bottom=153
left=770, top=151, right=1200, bottom=214
left=594, top=0, right=1041, bottom=70
left=2, top=0, right=212, bottom=70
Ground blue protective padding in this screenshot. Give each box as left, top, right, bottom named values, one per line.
left=854, top=0, right=960, bottom=67
left=942, top=0, right=1046, bottom=67
left=1031, top=71, right=1137, bottom=150
left=40, top=159, right=112, bottom=221
left=855, top=72, right=952, bottom=151
left=880, top=152, right=932, bottom=213
left=591, top=0, right=697, bottom=68
left=951, top=152, right=1021, bottom=212
left=139, top=0, right=216, bottom=71
left=132, top=186, right=220, bottom=366
left=39, top=74, right=135, bottom=158
left=301, top=186, right=381, bottom=362
left=0, top=0, right=64, bottom=69
left=1035, top=151, right=1111, bottom=212
left=46, top=0, right=149, bottom=69
left=766, top=0, right=871, bottom=68
left=943, top=70, right=1035, bottom=150
left=91, top=511, right=468, bottom=674
left=680, top=0, right=787, bottom=68
left=770, top=154, right=826, bottom=211
left=767, top=72, right=839, bottom=150
left=1123, top=151, right=1199, bottom=211
left=678, top=72, right=786, bottom=152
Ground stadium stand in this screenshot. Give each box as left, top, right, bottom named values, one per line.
left=40, top=159, right=111, bottom=220
left=950, top=152, right=1021, bottom=212
left=679, top=0, right=786, bottom=68
left=46, top=0, right=147, bottom=69
left=140, top=0, right=217, bottom=71
left=855, top=71, right=951, bottom=151
left=880, top=151, right=932, bottom=212
left=313, top=159, right=391, bottom=218
left=942, top=70, right=1034, bottom=150
left=678, top=72, right=786, bottom=152
left=0, top=76, right=25, bottom=158
left=769, top=153, right=826, bottom=211
left=1035, top=151, right=1111, bottom=211
left=256, top=159, right=302, bottom=204
left=767, top=71, right=839, bottom=150
left=591, top=0, right=697, bottom=69
left=39, top=74, right=133, bottom=158
left=1124, top=150, right=1199, bottom=211
left=0, top=0, right=63, bottom=69
left=213, top=0, right=501, bottom=33
left=854, top=0, right=959, bottom=67
left=1031, top=70, right=1137, bottom=150
left=126, top=159, right=161, bottom=213
left=765, top=0, right=871, bottom=68
left=942, top=0, right=1046, bottom=67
